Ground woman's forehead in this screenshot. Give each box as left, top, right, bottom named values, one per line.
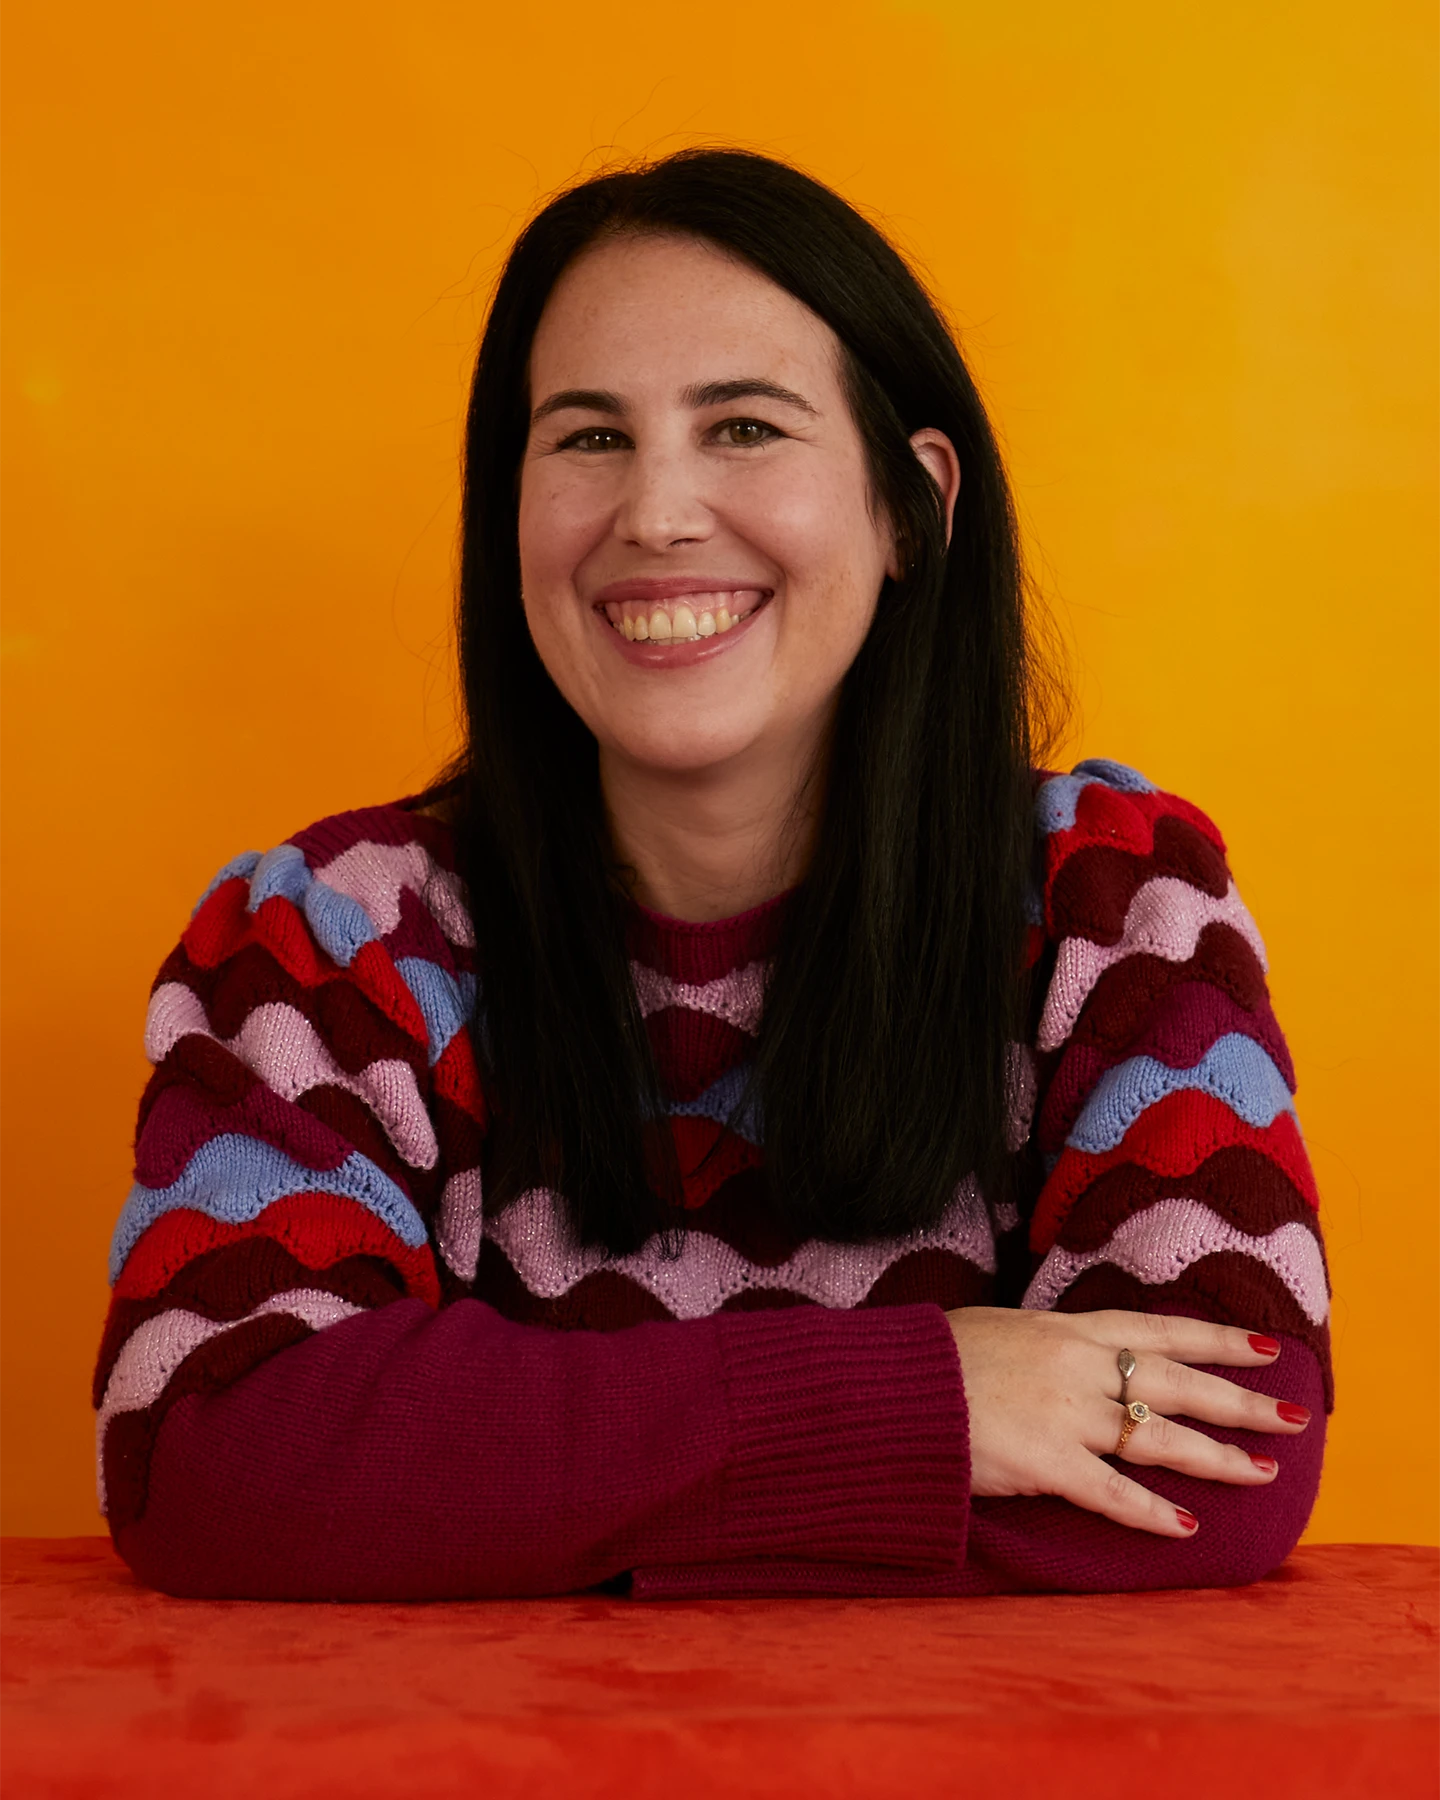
left=529, top=233, right=842, bottom=396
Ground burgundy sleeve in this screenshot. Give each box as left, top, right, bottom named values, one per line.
left=630, top=1334, right=1325, bottom=1598
left=114, top=1297, right=972, bottom=1601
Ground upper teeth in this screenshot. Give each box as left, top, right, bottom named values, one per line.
left=603, top=591, right=764, bottom=643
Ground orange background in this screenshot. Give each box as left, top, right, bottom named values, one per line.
left=3, top=0, right=1435, bottom=1541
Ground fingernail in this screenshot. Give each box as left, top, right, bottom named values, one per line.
left=1248, top=1334, right=1280, bottom=1356
left=1249, top=1455, right=1279, bottom=1475
left=1277, top=1403, right=1311, bottom=1426
left=1176, top=1509, right=1199, bottom=1532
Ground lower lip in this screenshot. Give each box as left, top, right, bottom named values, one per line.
left=593, top=596, right=772, bottom=669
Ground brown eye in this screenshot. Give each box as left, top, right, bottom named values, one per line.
left=561, top=428, right=628, bottom=452
left=715, top=419, right=778, bottom=446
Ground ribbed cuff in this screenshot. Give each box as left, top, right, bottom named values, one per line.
left=687, top=1303, right=970, bottom=1574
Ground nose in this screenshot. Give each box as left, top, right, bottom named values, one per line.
left=613, top=440, right=712, bottom=551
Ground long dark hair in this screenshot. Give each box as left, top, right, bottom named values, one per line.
left=450, top=148, right=1057, bottom=1254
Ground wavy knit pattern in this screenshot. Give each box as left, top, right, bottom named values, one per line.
left=94, top=768, right=1331, bottom=1545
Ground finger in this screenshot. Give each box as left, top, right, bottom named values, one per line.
left=1062, top=1450, right=1200, bottom=1538
left=1131, top=1355, right=1313, bottom=1435
left=1073, top=1309, right=1285, bottom=1370
left=1093, top=1405, right=1281, bottom=1486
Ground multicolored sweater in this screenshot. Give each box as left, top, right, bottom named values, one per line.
left=95, top=760, right=1331, bottom=1600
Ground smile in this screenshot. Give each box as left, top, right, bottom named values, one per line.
left=599, top=590, right=770, bottom=644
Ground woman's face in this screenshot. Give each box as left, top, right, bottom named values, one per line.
left=518, top=232, right=940, bottom=780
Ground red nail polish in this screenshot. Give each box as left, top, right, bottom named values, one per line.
left=1277, top=1403, right=1311, bottom=1425
left=1176, top=1509, right=1198, bottom=1532
left=1248, top=1334, right=1280, bottom=1356
left=1249, top=1455, right=1278, bottom=1474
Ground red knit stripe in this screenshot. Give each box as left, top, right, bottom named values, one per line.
left=1045, top=782, right=1226, bottom=868
left=110, top=1194, right=441, bottom=1304
left=96, top=1245, right=406, bottom=1403
left=1030, top=1096, right=1318, bottom=1251
left=1045, top=814, right=1230, bottom=943
left=431, top=1030, right=485, bottom=1123
left=1049, top=1147, right=1321, bottom=1254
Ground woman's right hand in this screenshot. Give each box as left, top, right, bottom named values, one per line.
left=945, top=1305, right=1312, bottom=1538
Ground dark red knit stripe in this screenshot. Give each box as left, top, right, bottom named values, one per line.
left=1035, top=983, right=1293, bottom=1152
left=473, top=1249, right=674, bottom=1330
left=1045, top=814, right=1231, bottom=943
left=1044, top=783, right=1226, bottom=869
left=624, top=891, right=789, bottom=982
left=1050, top=1149, right=1321, bottom=1253
left=385, top=880, right=476, bottom=974
left=288, top=799, right=460, bottom=872
left=102, top=1312, right=316, bottom=1532
left=1064, top=924, right=1269, bottom=1051
left=193, top=940, right=427, bottom=1071
left=110, top=1194, right=441, bottom=1308
left=135, top=1072, right=366, bottom=1189
left=1049, top=1255, right=1333, bottom=1406
left=95, top=1245, right=404, bottom=1402
left=645, top=1010, right=756, bottom=1103
left=861, top=1248, right=995, bottom=1310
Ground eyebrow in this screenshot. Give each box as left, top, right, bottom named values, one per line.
left=529, top=377, right=818, bottom=426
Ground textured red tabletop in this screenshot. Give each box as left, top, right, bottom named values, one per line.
left=2, top=1538, right=1435, bottom=1799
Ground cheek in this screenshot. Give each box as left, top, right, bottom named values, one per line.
left=518, top=470, right=597, bottom=590
left=736, top=465, right=888, bottom=647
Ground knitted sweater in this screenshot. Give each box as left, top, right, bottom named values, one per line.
left=95, top=760, right=1331, bottom=1600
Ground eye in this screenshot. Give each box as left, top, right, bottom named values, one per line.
left=556, top=427, right=631, bottom=453
left=712, top=418, right=781, bottom=447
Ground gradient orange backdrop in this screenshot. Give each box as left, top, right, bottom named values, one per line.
left=3, top=0, right=1436, bottom=1541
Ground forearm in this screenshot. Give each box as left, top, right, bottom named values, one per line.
left=629, top=1335, right=1325, bottom=1598
left=114, top=1297, right=970, bottom=1600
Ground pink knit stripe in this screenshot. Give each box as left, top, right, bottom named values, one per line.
left=310, top=839, right=475, bottom=948
left=1030, top=1096, right=1318, bottom=1252
left=436, top=1168, right=484, bottom=1282
left=484, top=1181, right=996, bottom=1320
left=95, top=1288, right=363, bottom=1510
left=630, top=959, right=770, bottom=1035
left=1020, top=1198, right=1328, bottom=1326
left=145, top=984, right=438, bottom=1171
left=1038, top=879, right=1267, bottom=1052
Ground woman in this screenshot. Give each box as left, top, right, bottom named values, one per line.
left=95, top=149, right=1327, bottom=1600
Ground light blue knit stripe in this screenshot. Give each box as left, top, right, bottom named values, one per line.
left=1035, top=760, right=1157, bottom=836
left=109, top=1135, right=428, bottom=1283
left=1067, top=1033, right=1296, bottom=1155
left=301, top=878, right=380, bottom=968
left=246, top=843, right=312, bottom=912
left=670, top=1063, right=763, bottom=1145
left=394, top=958, right=477, bottom=1066
left=190, top=851, right=263, bottom=918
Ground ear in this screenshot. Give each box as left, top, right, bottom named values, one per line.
left=911, top=427, right=961, bottom=542
left=886, top=428, right=962, bottom=578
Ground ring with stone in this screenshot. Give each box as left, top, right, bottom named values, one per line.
left=1117, top=1348, right=1136, bottom=1406
left=1115, top=1400, right=1151, bottom=1457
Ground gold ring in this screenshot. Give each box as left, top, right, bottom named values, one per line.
left=1115, top=1399, right=1150, bottom=1457
left=1117, top=1348, right=1136, bottom=1406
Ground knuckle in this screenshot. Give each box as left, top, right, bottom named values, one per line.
left=1102, top=1467, right=1133, bottom=1510
left=1144, top=1414, right=1176, bottom=1453
left=1161, top=1357, right=1189, bottom=1398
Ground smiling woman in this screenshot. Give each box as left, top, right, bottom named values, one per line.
left=94, top=150, right=1328, bottom=1601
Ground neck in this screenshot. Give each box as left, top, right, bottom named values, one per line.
left=601, top=723, right=828, bottom=922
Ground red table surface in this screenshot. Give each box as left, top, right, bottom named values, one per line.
left=2, top=1539, right=1435, bottom=1800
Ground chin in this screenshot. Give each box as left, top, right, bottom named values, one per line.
left=606, top=717, right=767, bottom=776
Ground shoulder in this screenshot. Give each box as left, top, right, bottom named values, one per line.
left=186, top=796, right=469, bottom=966
left=1032, top=760, right=1237, bottom=943
left=1028, top=760, right=1270, bottom=1055
left=167, top=796, right=475, bottom=1070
